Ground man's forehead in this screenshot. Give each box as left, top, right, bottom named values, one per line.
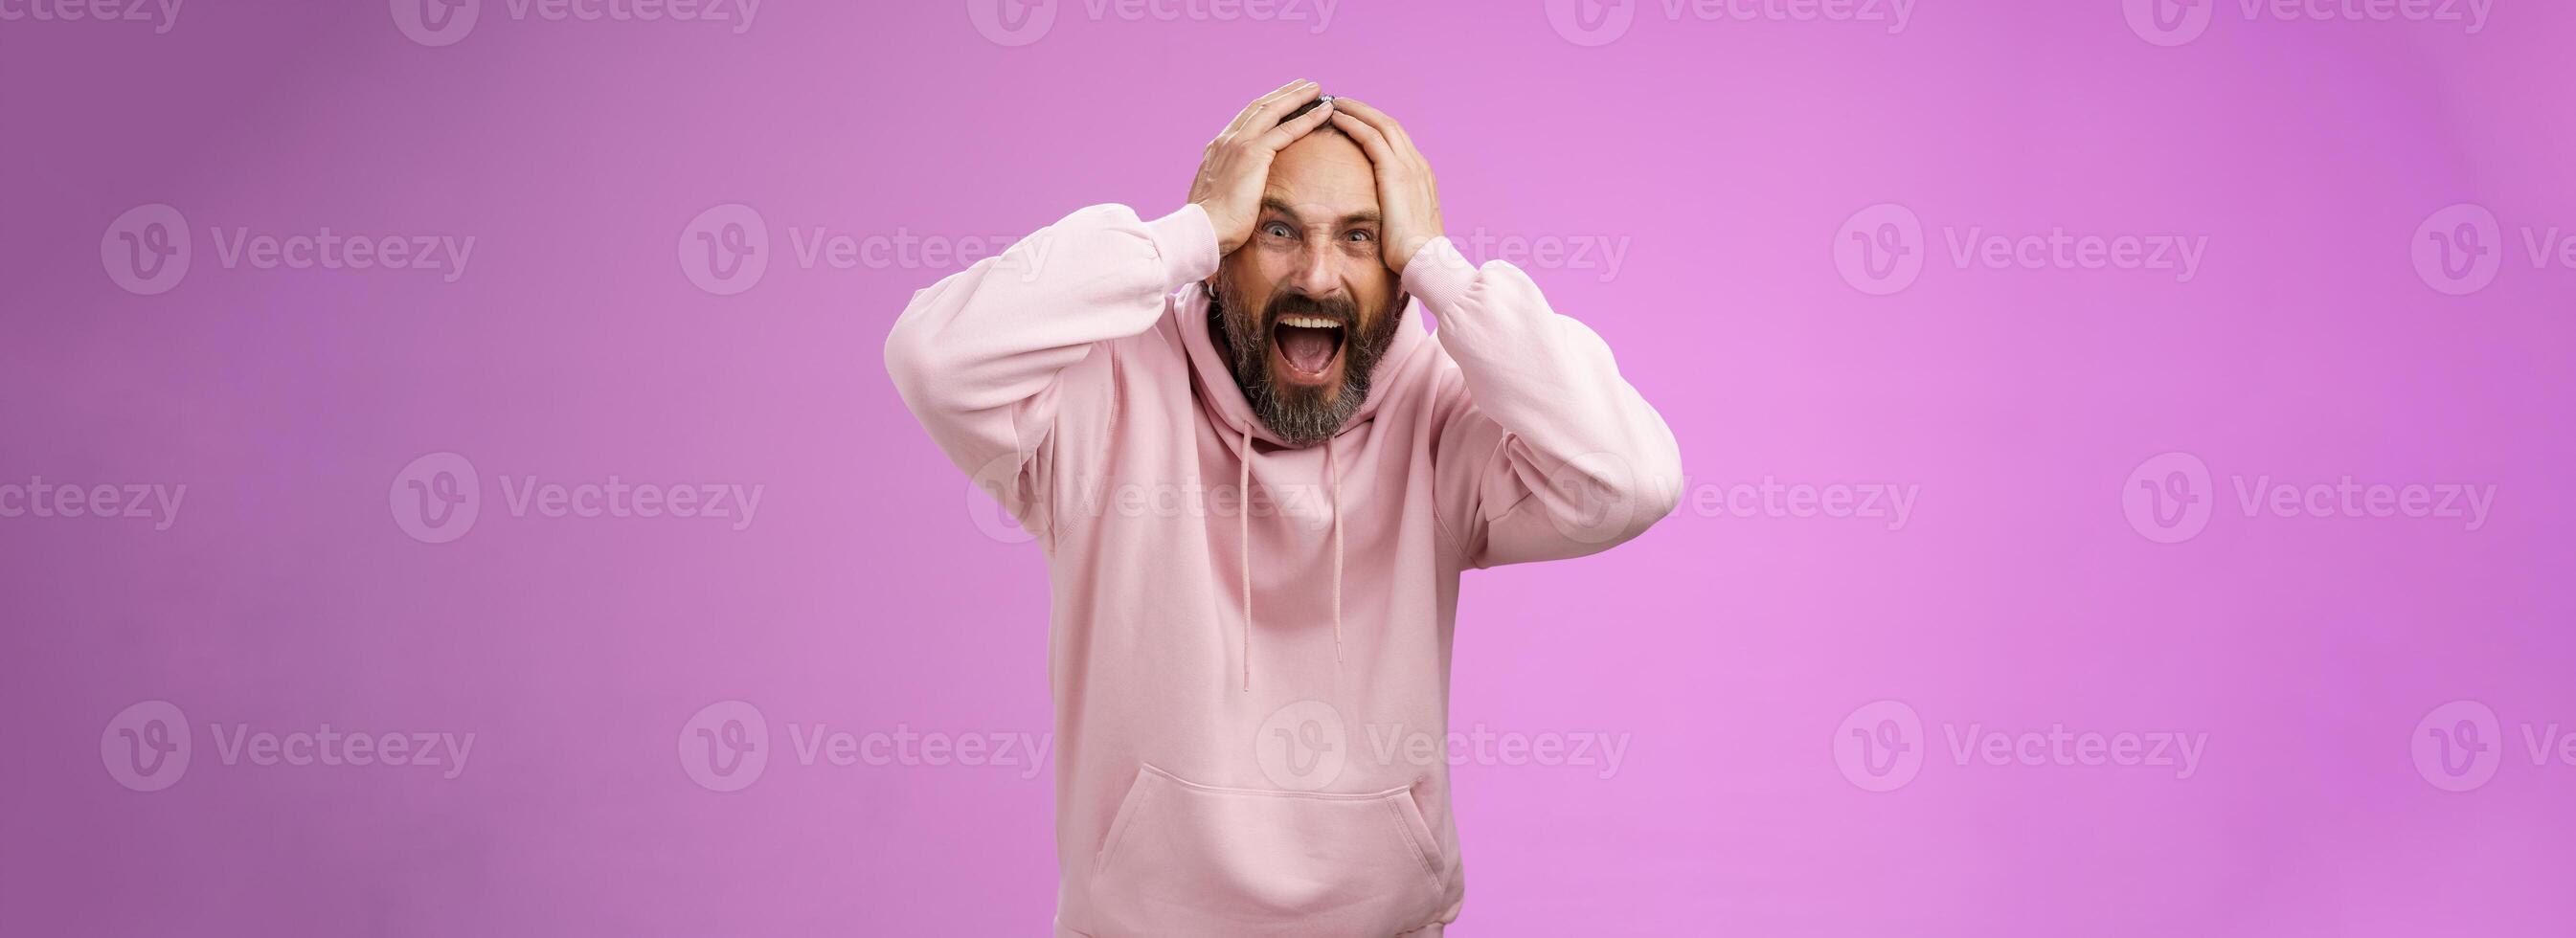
left=1261, top=133, right=1378, bottom=222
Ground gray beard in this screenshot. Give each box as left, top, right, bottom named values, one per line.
left=1209, top=282, right=1399, bottom=448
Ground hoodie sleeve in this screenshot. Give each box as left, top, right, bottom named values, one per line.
left=883, top=203, right=1219, bottom=530
left=1407, top=236, right=1684, bottom=569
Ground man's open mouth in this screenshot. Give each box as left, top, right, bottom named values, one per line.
left=1272, top=315, right=1345, bottom=380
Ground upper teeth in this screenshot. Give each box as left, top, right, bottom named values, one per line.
left=1279, top=316, right=1342, bottom=328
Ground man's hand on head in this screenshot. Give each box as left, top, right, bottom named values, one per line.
left=1326, top=99, right=1444, bottom=276
left=1190, top=79, right=1339, bottom=257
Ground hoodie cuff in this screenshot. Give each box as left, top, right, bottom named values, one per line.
left=1145, top=203, right=1221, bottom=290
left=1399, top=235, right=1477, bottom=310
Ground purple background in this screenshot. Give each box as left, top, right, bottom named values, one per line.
left=6, top=0, right=2575, bottom=934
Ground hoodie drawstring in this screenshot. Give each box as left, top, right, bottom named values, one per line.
left=1239, top=422, right=1254, bottom=692
left=1237, top=426, right=1346, bottom=692
left=1325, top=435, right=1344, bottom=664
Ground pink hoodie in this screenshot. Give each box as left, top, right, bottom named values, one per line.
left=885, top=202, right=1681, bottom=937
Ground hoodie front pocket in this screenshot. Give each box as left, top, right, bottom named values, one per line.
left=1090, top=763, right=1445, bottom=936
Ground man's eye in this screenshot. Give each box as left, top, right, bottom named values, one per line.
left=1262, top=223, right=1294, bottom=239
left=1347, top=230, right=1375, bottom=242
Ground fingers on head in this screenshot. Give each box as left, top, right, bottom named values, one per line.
left=1236, top=80, right=1304, bottom=120
left=1251, top=84, right=1323, bottom=132
left=1327, top=97, right=1393, bottom=132
left=1328, top=111, right=1397, bottom=163
left=1263, top=98, right=1336, bottom=143
left=1332, top=99, right=1419, bottom=160
left=1228, top=79, right=1318, bottom=136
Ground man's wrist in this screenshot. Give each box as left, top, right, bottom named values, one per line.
left=1145, top=203, right=1221, bottom=289
left=1398, top=234, right=1475, bottom=309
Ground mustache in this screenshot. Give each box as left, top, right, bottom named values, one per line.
left=1263, top=291, right=1359, bottom=327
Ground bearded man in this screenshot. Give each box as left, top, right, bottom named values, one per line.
left=885, top=79, right=1682, bottom=937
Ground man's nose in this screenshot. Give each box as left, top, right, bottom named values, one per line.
left=1288, top=237, right=1340, bottom=296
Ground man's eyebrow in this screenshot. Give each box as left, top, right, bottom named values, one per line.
left=1260, top=197, right=1382, bottom=228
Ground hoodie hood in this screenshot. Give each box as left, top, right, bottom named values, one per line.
left=1173, top=281, right=1432, bottom=689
